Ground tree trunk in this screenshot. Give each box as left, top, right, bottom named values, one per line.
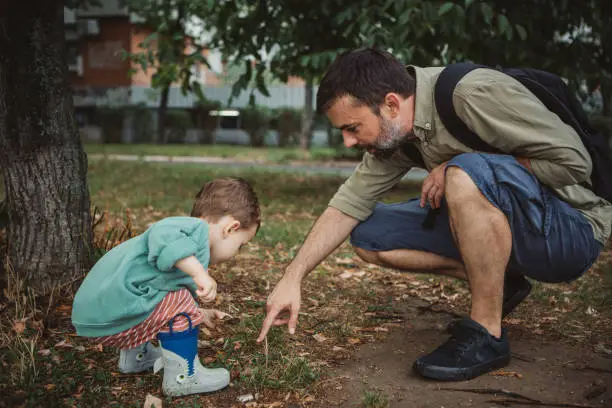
left=299, top=78, right=314, bottom=150
left=0, top=0, right=93, bottom=293
left=601, top=82, right=610, bottom=117
left=157, top=85, right=170, bottom=144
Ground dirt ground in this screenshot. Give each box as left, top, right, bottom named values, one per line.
left=322, top=298, right=612, bottom=408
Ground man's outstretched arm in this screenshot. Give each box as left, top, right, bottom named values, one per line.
left=257, top=206, right=359, bottom=342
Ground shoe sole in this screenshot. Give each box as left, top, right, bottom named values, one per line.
left=163, top=382, right=229, bottom=397
left=413, top=354, right=511, bottom=381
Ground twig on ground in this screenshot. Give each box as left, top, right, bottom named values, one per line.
left=577, top=366, right=612, bottom=375
left=488, top=399, right=597, bottom=408
left=511, top=352, right=537, bottom=363
left=264, top=336, right=269, bottom=371
left=441, top=388, right=597, bottom=408
left=440, top=388, right=540, bottom=402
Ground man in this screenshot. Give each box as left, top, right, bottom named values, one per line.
left=257, top=48, right=611, bottom=381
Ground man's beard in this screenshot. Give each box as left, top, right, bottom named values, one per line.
left=367, top=116, right=412, bottom=159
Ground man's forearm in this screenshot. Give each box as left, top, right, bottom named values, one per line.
left=284, top=206, right=360, bottom=281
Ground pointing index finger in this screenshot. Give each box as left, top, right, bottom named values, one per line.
left=257, top=307, right=279, bottom=343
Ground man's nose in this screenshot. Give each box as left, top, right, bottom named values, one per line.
left=343, top=132, right=358, bottom=148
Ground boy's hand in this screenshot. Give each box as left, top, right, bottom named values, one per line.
left=193, top=271, right=217, bottom=302
left=199, top=309, right=232, bottom=329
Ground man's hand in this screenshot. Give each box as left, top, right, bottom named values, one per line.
left=516, top=156, right=533, bottom=172
left=193, top=271, right=217, bottom=302
left=257, top=276, right=301, bottom=342
left=420, top=161, right=448, bottom=209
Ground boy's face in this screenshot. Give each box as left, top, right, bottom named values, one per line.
left=209, top=217, right=257, bottom=265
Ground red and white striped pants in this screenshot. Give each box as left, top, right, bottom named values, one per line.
left=95, top=289, right=204, bottom=350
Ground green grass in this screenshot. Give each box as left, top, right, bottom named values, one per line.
left=362, top=390, right=389, bottom=408
left=3, top=156, right=611, bottom=407
left=84, top=143, right=361, bottom=164
left=88, top=160, right=345, bottom=212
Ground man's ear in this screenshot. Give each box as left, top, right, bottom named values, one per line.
left=382, top=93, right=402, bottom=118
left=223, top=219, right=241, bottom=237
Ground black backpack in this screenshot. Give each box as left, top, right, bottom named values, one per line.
left=432, top=62, right=612, bottom=202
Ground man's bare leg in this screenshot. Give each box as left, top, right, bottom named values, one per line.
left=354, top=247, right=467, bottom=280
left=445, top=167, right=511, bottom=338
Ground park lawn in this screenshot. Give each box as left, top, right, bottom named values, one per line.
left=84, top=143, right=361, bottom=164
left=1, top=159, right=610, bottom=407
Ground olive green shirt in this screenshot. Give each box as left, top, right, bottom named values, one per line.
left=329, top=66, right=612, bottom=244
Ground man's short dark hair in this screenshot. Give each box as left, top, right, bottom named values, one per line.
left=316, top=47, right=416, bottom=115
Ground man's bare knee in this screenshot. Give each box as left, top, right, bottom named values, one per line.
left=354, top=246, right=381, bottom=265
left=445, top=166, right=479, bottom=204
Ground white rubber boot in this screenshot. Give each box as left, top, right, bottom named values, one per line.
left=118, top=342, right=162, bottom=373
left=155, top=313, right=230, bottom=397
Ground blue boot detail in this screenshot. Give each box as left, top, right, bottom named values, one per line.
left=155, top=312, right=230, bottom=397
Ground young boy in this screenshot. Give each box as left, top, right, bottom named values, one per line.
left=72, top=177, right=260, bottom=397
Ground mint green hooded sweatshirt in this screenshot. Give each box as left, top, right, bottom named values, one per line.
left=72, top=216, right=209, bottom=337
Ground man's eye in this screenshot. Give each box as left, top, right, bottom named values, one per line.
left=347, top=127, right=358, bottom=133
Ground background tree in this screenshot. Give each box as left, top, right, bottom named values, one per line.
left=213, top=0, right=611, bottom=146
left=0, top=0, right=92, bottom=293
left=121, top=0, right=213, bottom=143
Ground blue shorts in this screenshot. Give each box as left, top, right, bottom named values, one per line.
left=350, top=153, right=603, bottom=283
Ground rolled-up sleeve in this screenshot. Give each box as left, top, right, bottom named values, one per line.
left=146, top=218, right=208, bottom=272
left=453, top=71, right=592, bottom=188
left=328, top=151, right=413, bottom=220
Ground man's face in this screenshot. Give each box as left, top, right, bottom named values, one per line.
left=326, top=95, right=409, bottom=158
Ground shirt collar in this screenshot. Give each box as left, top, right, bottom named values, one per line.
left=407, top=65, right=437, bottom=138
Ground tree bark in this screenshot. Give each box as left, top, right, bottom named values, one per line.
left=299, top=78, right=314, bottom=150
left=157, top=85, right=170, bottom=144
left=601, top=82, right=610, bottom=117
left=0, top=0, right=93, bottom=293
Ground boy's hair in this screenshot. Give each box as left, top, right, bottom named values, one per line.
left=316, top=47, right=416, bottom=115
left=191, top=177, right=261, bottom=230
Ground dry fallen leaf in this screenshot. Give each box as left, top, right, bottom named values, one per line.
left=12, top=320, right=26, bottom=334
left=56, top=304, right=72, bottom=313
left=586, top=306, right=598, bottom=316
left=312, top=333, right=327, bottom=343
left=505, top=318, right=522, bottom=325
left=358, top=327, right=389, bottom=333
left=594, top=342, right=612, bottom=356
left=45, top=384, right=56, bottom=391
left=55, top=340, right=72, bottom=349
left=237, top=394, right=254, bottom=403
left=490, top=370, right=523, bottom=379
left=143, top=394, right=162, bottom=408
left=347, top=337, right=361, bottom=345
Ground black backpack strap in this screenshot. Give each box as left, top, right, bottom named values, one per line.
left=399, top=142, right=440, bottom=229
left=434, top=63, right=502, bottom=154
left=400, top=141, right=426, bottom=169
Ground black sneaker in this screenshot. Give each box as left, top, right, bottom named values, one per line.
left=414, top=318, right=510, bottom=381
left=502, top=275, right=532, bottom=318
left=445, top=275, right=532, bottom=333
